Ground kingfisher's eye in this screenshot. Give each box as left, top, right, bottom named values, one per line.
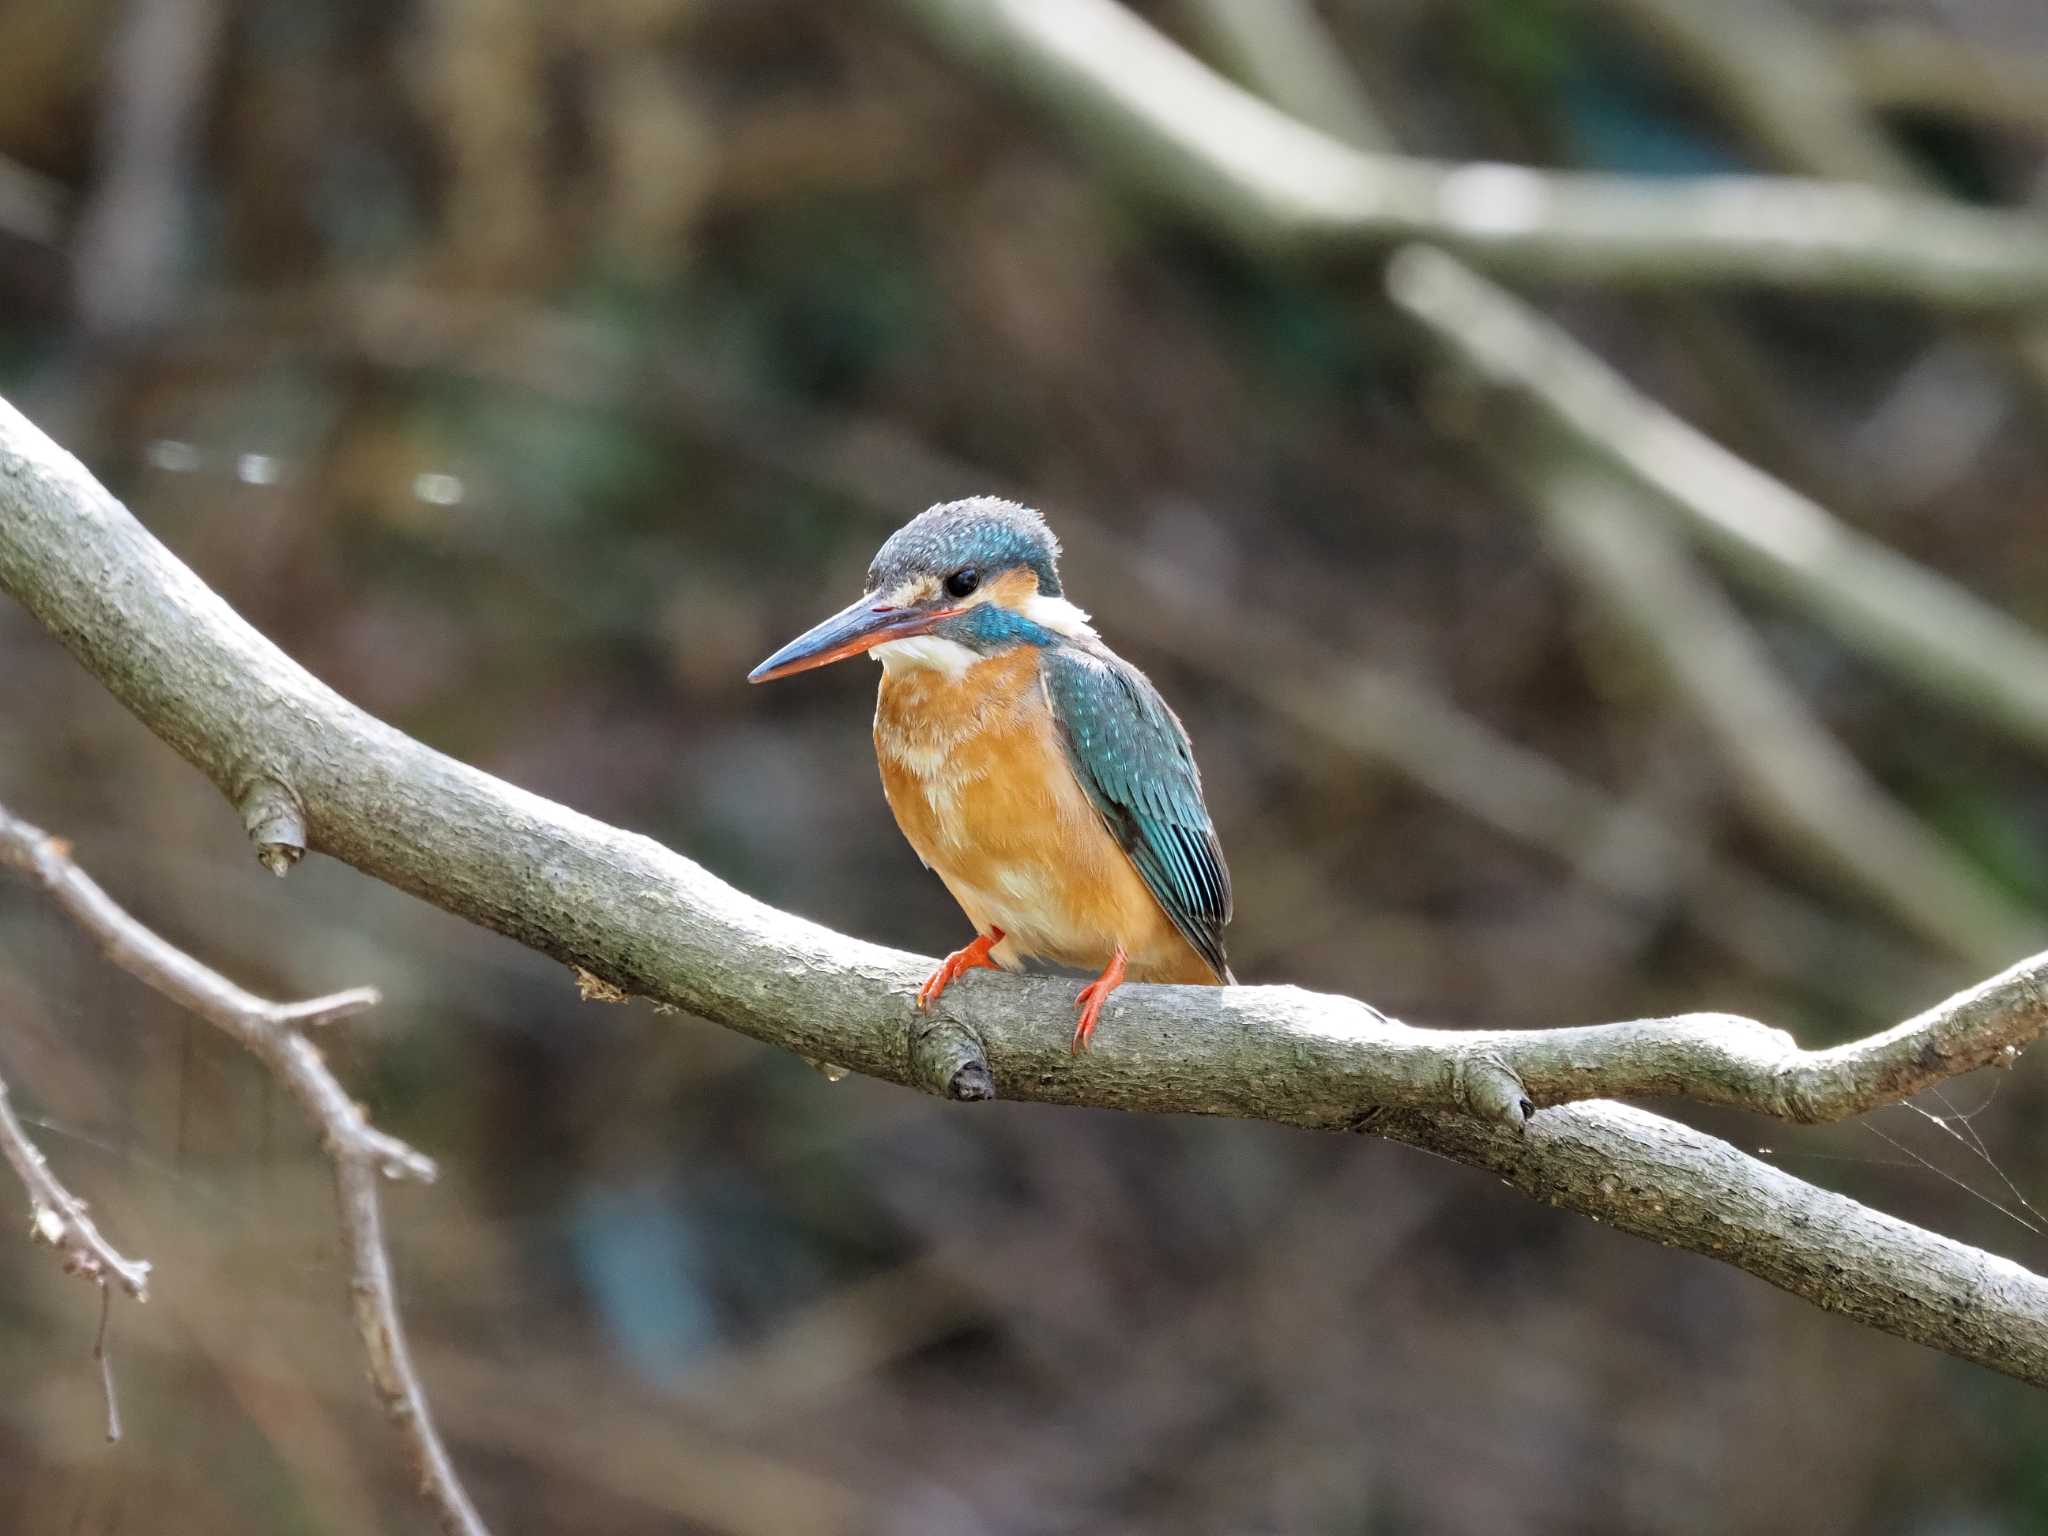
left=944, top=567, right=980, bottom=599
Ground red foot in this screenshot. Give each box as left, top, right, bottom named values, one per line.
left=919, top=926, right=1005, bottom=1012
left=1070, top=946, right=1128, bottom=1055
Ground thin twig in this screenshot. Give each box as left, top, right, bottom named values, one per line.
left=0, top=1056, right=145, bottom=1441
left=94, top=1283, right=121, bottom=1444
left=0, top=804, right=486, bottom=1536
left=0, top=1068, right=151, bottom=1298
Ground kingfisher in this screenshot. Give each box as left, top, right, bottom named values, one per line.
left=749, top=498, right=1232, bottom=1051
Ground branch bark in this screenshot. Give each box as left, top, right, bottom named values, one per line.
left=884, top=0, right=2048, bottom=309
left=6, top=396, right=2048, bottom=1387
left=0, top=801, right=485, bottom=1536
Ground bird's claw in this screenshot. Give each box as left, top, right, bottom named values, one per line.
left=918, top=926, right=1005, bottom=1012
left=1069, top=945, right=1128, bottom=1054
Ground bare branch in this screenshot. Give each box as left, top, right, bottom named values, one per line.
left=897, top=0, right=2048, bottom=757
left=0, top=1067, right=151, bottom=1298
left=885, top=0, right=2048, bottom=309
left=6, top=395, right=2048, bottom=1385
left=1368, top=1098, right=2048, bottom=1387
left=1599, top=0, right=1924, bottom=189
left=94, top=1282, right=121, bottom=1443
left=1181, top=0, right=1393, bottom=151
left=1597, top=0, right=2047, bottom=483
left=1166, top=0, right=2032, bottom=970
left=1843, top=27, right=2048, bottom=138
left=0, top=802, right=482, bottom=1536
left=1452, top=411, right=2036, bottom=968
left=0, top=154, right=65, bottom=247
left=1385, top=244, right=2048, bottom=759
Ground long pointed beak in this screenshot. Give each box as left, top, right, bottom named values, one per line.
left=748, top=595, right=960, bottom=683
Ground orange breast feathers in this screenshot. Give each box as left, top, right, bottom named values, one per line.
left=874, top=648, right=1217, bottom=985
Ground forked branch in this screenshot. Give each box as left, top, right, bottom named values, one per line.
left=0, top=803, right=485, bottom=1536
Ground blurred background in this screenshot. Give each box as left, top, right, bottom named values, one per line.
left=3, top=0, right=2048, bottom=1530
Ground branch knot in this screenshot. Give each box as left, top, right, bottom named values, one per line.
left=1450, top=1048, right=1535, bottom=1130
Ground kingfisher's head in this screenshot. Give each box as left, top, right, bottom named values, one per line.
left=748, top=498, right=1095, bottom=684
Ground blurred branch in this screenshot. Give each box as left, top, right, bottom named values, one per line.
left=1427, top=358, right=2037, bottom=967
left=0, top=801, right=486, bottom=1536
left=1179, top=0, right=1393, bottom=150
left=1384, top=245, right=2048, bottom=759
left=1597, top=0, right=2046, bottom=480
left=70, top=0, right=223, bottom=333
left=1599, top=0, right=1924, bottom=188
left=0, top=155, right=65, bottom=246
left=901, top=0, right=2048, bottom=763
left=884, top=0, right=2048, bottom=309
left=1164, top=0, right=2025, bottom=969
left=10, top=399, right=2048, bottom=1385
left=1843, top=26, right=2048, bottom=138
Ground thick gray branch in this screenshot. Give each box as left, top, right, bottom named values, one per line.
left=1371, top=1100, right=2048, bottom=1388
left=6, top=396, right=2048, bottom=1384
left=886, top=0, right=2048, bottom=309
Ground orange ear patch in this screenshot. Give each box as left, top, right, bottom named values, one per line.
left=982, top=566, right=1043, bottom=610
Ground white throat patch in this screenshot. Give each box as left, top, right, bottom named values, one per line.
left=873, top=634, right=980, bottom=680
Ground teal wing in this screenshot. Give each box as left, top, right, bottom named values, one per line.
left=1041, top=646, right=1232, bottom=981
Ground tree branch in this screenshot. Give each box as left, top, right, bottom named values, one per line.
left=1442, top=388, right=2037, bottom=969
left=136, top=282, right=1946, bottom=1004
left=1384, top=244, right=2048, bottom=760
left=1597, top=0, right=2048, bottom=466
left=884, top=0, right=2048, bottom=309
left=6, top=396, right=2048, bottom=1385
left=0, top=153, right=65, bottom=247
left=1842, top=27, right=2048, bottom=138
left=896, top=0, right=2048, bottom=762
left=0, top=801, right=485, bottom=1536
left=1599, top=0, right=1925, bottom=190
left=0, top=1064, right=151, bottom=1298
left=1159, top=0, right=2035, bottom=971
